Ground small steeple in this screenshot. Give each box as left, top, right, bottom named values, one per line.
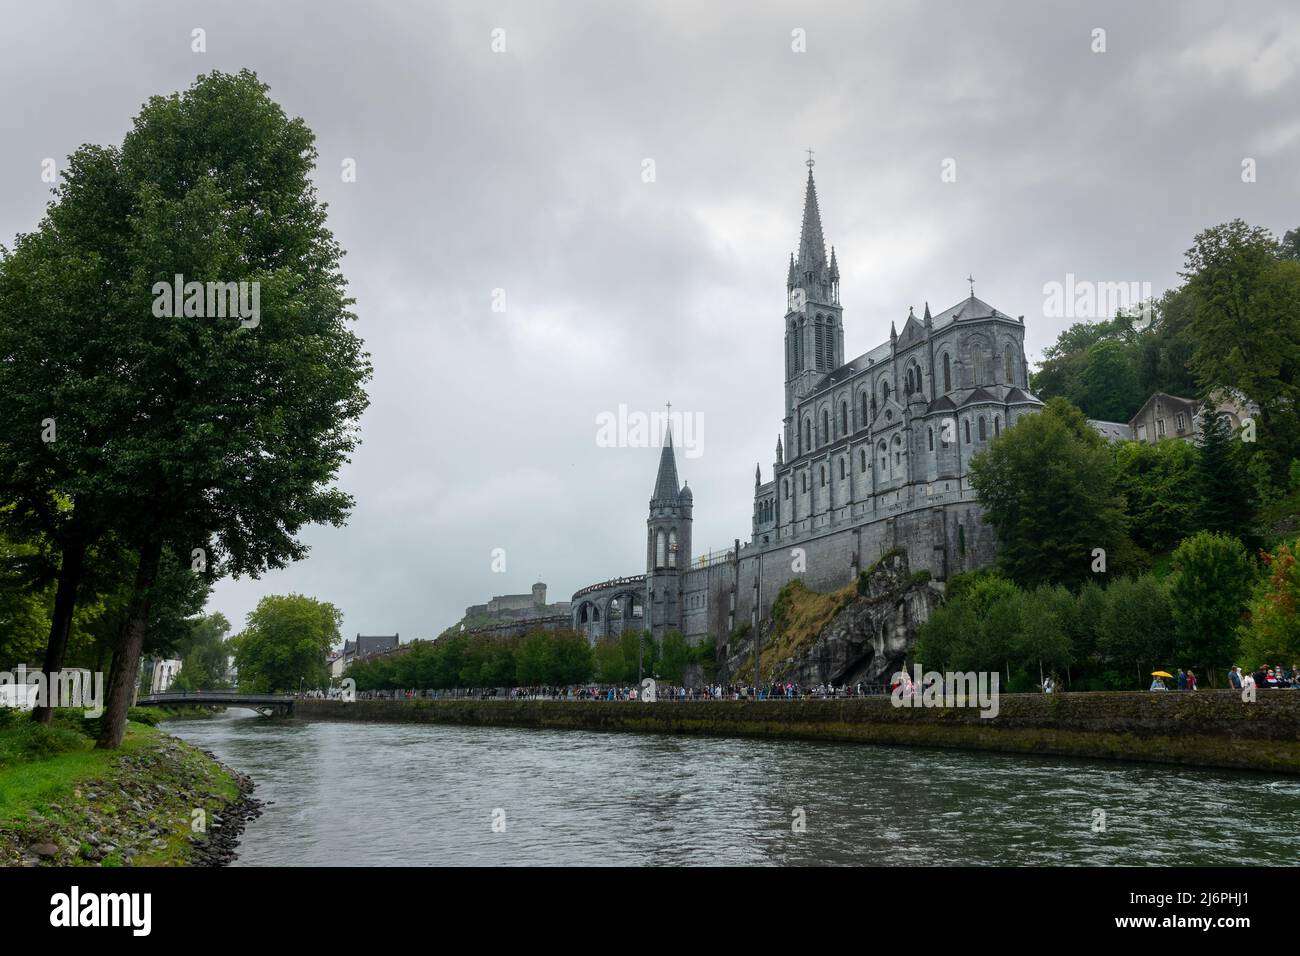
left=829, top=246, right=839, bottom=281
left=775, top=434, right=784, bottom=465
left=755, top=462, right=761, bottom=487
left=923, top=301, right=933, bottom=328
left=651, top=425, right=680, bottom=502
left=890, top=319, right=898, bottom=345
left=787, top=253, right=797, bottom=289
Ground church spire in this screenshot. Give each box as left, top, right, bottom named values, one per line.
left=796, top=167, right=827, bottom=276
left=651, top=426, right=680, bottom=502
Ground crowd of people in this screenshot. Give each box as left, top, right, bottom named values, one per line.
left=344, top=681, right=891, bottom=701
left=1147, top=665, right=1300, bottom=691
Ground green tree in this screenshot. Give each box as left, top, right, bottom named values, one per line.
left=1113, top=438, right=1201, bottom=553
left=969, top=398, right=1130, bottom=588
left=514, top=631, right=553, bottom=686
left=549, top=631, right=595, bottom=686
left=1183, top=219, right=1300, bottom=484
left=658, top=630, right=690, bottom=683
left=1194, top=407, right=1256, bottom=546
left=593, top=638, right=625, bottom=685
left=81, top=71, right=371, bottom=747
left=1097, top=575, right=1175, bottom=685
left=230, top=594, right=341, bottom=693
left=1238, top=540, right=1300, bottom=669
left=1076, top=340, right=1143, bottom=423
left=1167, top=532, right=1256, bottom=681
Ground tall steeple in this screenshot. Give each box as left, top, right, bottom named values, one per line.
left=783, top=153, right=845, bottom=439
left=796, top=167, right=828, bottom=280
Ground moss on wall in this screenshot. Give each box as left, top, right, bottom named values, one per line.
left=295, top=692, right=1300, bottom=774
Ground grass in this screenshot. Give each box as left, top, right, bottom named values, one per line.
left=0, top=708, right=240, bottom=866
left=757, top=579, right=858, bottom=681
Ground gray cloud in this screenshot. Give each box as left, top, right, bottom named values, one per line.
left=2, top=0, right=1297, bottom=642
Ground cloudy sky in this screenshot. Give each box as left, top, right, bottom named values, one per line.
left=2, top=0, right=1297, bottom=643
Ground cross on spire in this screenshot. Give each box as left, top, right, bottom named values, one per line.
left=967, top=274, right=976, bottom=297
left=805, top=147, right=815, bottom=169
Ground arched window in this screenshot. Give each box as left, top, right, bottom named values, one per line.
left=820, top=465, right=826, bottom=487
left=840, top=401, right=848, bottom=434
left=860, top=449, right=867, bottom=471
left=881, top=380, right=891, bottom=404
left=801, top=472, right=807, bottom=493
left=821, top=409, right=829, bottom=444
left=943, top=353, right=952, bottom=392
left=815, top=320, right=824, bottom=369
left=994, top=416, right=1000, bottom=437
left=878, top=439, right=888, bottom=475
left=783, top=480, right=789, bottom=499
left=668, top=529, right=678, bottom=567
left=964, top=419, right=971, bottom=443
left=893, top=434, right=902, bottom=466
left=928, top=427, right=934, bottom=451
left=861, top=391, right=870, bottom=426
left=1004, top=345, right=1015, bottom=384
left=839, top=457, right=846, bottom=480
left=803, top=417, right=811, bottom=453
left=656, top=530, right=666, bottom=568
left=979, top=416, right=987, bottom=441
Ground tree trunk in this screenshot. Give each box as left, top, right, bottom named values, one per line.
left=96, top=538, right=163, bottom=749
left=31, top=533, right=88, bottom=724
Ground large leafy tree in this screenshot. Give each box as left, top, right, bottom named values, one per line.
left=17, top=71, right=371, bottom=747
left=969, top=398, right=1131, bottom=588
left=1167, top=532, right=1256, bottom=682
left=169, top=611, right=232, bottom=691
left=0, top=145, right=134, bottom=721
left=230, top=594, right=341, bottom=693
left=1182, top=219, right=1300, bottom=484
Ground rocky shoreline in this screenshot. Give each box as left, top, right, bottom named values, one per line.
left=189, top=754, right=262, bottom=866
left=0, top=728, right=261, bottom=867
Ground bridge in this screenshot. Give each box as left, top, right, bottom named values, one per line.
left=136, top=691, right=295, bottom=717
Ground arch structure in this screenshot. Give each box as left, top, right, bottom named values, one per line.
left=570, top=574, right=648, bottom=645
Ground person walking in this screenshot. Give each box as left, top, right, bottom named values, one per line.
left=1177, top=669, right=1188, bottom=691
left=1187, top=670, right=1198, bottom=691
left=1228, top=666, right=1242, bottom=690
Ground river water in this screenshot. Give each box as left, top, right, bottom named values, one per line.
left=164, top=711, right=1300, bottom=866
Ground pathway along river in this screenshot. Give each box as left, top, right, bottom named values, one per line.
left=165, top=711, right=1300, bottom=866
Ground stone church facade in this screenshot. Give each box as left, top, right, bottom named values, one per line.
left=571, top=164, right=1044, bottom=649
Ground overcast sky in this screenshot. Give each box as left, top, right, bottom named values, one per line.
left=2, top=0, right=1298, bottom=644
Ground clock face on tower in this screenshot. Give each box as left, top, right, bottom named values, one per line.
left=789, top=287, right=806, bottom=312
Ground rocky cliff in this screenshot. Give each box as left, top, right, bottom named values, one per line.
left=724, top=550, right=943, bottom=687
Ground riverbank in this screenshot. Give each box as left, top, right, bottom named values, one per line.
left=295, top=691, right=1300, bottom=774
left=0, top=715, right=260, bottom=866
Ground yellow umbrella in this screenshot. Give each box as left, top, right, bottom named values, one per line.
left=1151, top=671, right=1173, bottom=678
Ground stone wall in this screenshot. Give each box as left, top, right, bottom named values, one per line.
left=294, top=692, right=1300, bottom=775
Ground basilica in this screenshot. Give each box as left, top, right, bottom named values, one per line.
left=570, top=162, right=1044, bottom=646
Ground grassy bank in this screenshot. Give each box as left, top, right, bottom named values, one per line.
left=0, top=709, right=246, bottom=866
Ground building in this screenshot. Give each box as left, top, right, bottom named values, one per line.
left=147, top=658, right=183, bottom=694
left=569, top=161, right=1044, bottom=650
left=336, top=633, right=400, bottom=674
left=464, top=582, right=571, bottom=624
left=1126, top=389, right=1257, bottom=445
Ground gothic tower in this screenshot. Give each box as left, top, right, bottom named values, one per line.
left=784, top=160, right=843, bottom=457
left=646, top=427, right=692, bottom=638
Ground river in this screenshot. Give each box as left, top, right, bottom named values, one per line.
left=164, top=711, right=1300, bottom=866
